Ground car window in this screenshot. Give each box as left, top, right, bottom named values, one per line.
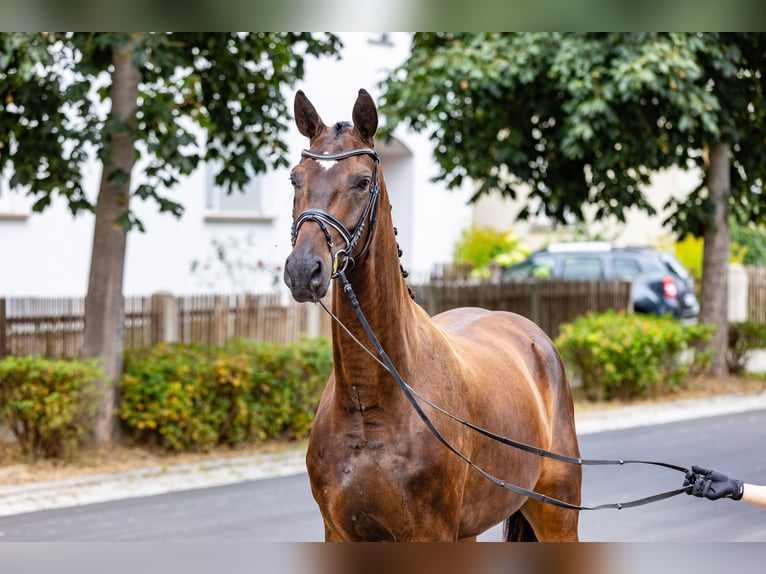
left=660, top=253, right=692, bottom=280
left=613, top=257, right=642, bottom=280
left=561, top=256, right=604, bottom=279
left=506, top=255, right=555, bottom=279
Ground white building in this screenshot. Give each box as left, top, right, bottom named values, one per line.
left=0, top=33, right=474, bottom=297
left=472, top=167, right=701, bottom=252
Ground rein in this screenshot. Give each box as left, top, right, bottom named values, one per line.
left=323, top=269, right=692, bottom=512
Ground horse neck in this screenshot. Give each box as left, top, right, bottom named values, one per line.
left=330, top=193, right=417, bottom=398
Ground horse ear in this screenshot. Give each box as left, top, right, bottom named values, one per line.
left=294, top=90, right=325, bottom=140
left=352, top=89, right=378, bottom=141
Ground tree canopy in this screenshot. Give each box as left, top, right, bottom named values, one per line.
left=380, top=33, right=766, bottom=235
left=0, top=32, right=342, bottom=229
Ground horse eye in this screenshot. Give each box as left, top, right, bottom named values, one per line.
left=358, top=177, right=371, bottom=190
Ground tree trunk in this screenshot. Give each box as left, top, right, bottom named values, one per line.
left=82, top=39, right=141, bottom=448
left=699, top=142, right=731, bottom=376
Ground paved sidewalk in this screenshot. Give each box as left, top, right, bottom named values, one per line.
left=1, top=389, right=765, bottom=518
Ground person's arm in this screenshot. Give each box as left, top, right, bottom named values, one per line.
left=742, top=483, right=766, bottom=510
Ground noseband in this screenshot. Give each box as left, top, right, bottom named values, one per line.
left=290, top=147, right=381, bottom=277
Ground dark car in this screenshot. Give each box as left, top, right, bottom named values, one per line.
left=502, top=242, right=700, bottom=321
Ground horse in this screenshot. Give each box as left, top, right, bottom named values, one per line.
left=283, top=89, right=582, bottom=541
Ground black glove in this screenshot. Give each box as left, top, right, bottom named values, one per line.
left=684, top=465, right=744, bottom=501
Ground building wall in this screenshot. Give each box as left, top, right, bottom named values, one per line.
left=471, top=166, right=702, bottom=251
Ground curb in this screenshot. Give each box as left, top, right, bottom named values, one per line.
left=1, top=390, right=765, bottom=518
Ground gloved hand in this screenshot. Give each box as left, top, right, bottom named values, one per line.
left=684, top=465, right=744, bottom=501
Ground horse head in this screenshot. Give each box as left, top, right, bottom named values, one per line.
left=284, top=89, right=381, bottom=302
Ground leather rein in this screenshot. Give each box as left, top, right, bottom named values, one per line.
left=293, top=147, right=691, bottom=511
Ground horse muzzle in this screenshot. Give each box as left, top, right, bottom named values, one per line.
left=284, top=245, right=332, bottom=303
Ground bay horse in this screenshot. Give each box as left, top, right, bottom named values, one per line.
left=283, top=89, right=581, bottom=541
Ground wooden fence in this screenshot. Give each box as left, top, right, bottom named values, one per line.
left=18, top=266, right=766, bottom=359
left=0, top=292, right=333, bottom=359
left=747, top=266, right=766, bottom=324
left=415, top=279, right=633, bottom=339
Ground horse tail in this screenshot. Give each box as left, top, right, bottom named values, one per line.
left=503, top=511, right=538, bottom=542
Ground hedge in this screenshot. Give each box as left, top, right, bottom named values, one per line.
left=555, top=311, right=713, bottom=401
left=0, top=356, right=101, bottom=459
left=119, top=337, right=332, bottom=452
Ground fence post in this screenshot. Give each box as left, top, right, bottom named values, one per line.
left=304, top=302, right=322, bottom=338
left=0, top=298, right=6, bottom=358
left=529, top=281, right=541, bottom=326
left=151, top=292, right=179, bottom=344
left=214, top=295, right=228, bottom=345
left=729, top=263, right=748, bottom=322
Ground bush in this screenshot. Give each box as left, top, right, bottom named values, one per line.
left=0, top=356, right=101, bottom=459
left=727, top=321, right=766, bottom=375
left=120, top=337, right=332, bottom=452
left=555, top=311, right=713, bottom=401
left=453, top=226, right=529, bottom=279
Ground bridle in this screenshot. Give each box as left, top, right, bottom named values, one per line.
left=290, top=147, right=381, bottom=277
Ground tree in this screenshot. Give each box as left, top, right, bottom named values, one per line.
left=380, top=32, right=766, bottom=375
left=0, top=32, right=341, bottom=446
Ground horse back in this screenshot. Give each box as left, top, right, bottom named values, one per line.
left=431, top=306, right=574, bottom=422
left=434, top=306, right=567, bottom=377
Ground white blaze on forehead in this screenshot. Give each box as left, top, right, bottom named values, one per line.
left=315, top=152, right=337, bottom=171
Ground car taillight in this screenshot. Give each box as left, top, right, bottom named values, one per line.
left=662, top=276, right=678, bottom=300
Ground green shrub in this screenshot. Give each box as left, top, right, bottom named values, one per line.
left=453, top=226, right=529, bottom=279
left=0, top=356, right=101, bottom=459
left=674, top=232, right=748, bottom=281
left=555, top=311, right=713, bottom=401
left=120, top=337, right=332, bottom=452
left=727, top=321, right=766, bottom=375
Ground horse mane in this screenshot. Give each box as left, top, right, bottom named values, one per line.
left=393, top=222, right=415, bottom=300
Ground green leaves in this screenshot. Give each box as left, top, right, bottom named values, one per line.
left=380, top=33, right=766, bottom=235
left=120, top=337, right=332, bottom=452
left=452, top=226, right=530, bottom=277
left=0, top=356, right=102, bottom=459
left=0, top=32, right=341, bottom=231
left=555, top=310, right=713, bottom=401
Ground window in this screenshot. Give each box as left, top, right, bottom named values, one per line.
left=204, top=163, right=271, bottom=223
left=0, top=176, right=30, bottom=220
left=561, top=256, right=604, bottom=279
left=506, top=254, right=556, bottom=279
left=613, top=257, right=642, bottom=280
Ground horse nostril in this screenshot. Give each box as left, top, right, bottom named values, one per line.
left=309, top=260, right=325, bottom=299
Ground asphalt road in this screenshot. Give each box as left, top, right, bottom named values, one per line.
left=0, top=409, right=764, bottom=542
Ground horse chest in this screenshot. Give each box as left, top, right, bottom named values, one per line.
left=306, top=423, right=459, bottom=541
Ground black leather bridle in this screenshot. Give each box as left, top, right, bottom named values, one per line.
left=290, top=147, right=381, bottom=277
